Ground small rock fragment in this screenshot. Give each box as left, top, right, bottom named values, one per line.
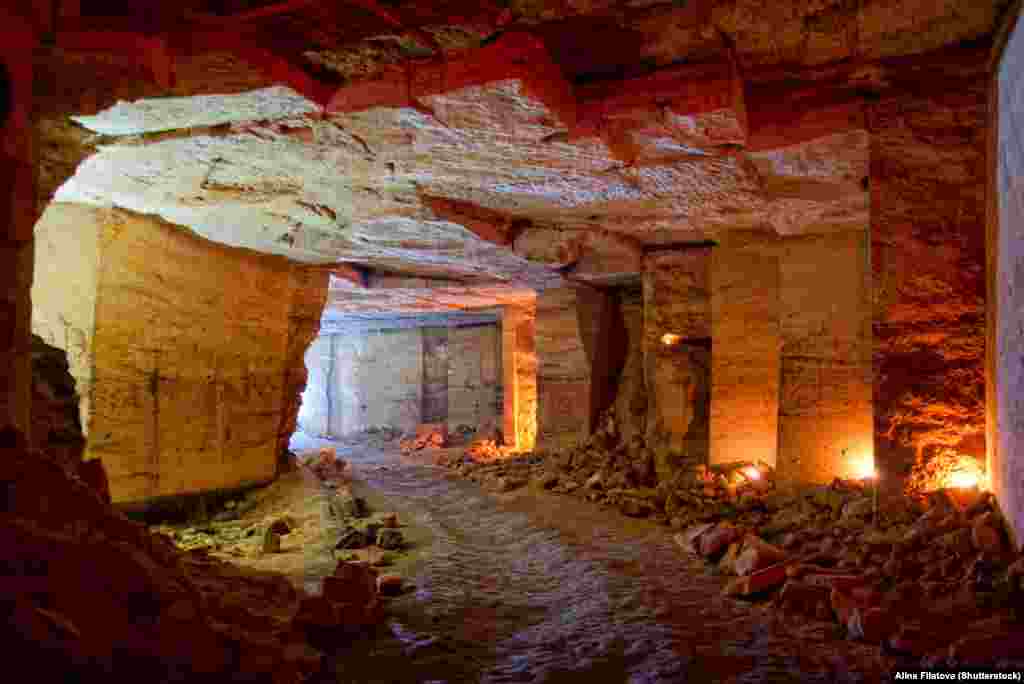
left=377, top=528, right=404, bottom=550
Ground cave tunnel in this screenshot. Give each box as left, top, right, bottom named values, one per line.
left=4, top=1, right=1024, bottom=682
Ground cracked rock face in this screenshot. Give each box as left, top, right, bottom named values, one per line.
left=59, top=79, right=871, bottom=295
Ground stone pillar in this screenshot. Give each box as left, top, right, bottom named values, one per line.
left=574, top=283, right=627, bottom=435
left=534, top=286, right=594, bottom=449
left=422, top=327, right=448, bottom=424
left=643, top=249, right=711, bottom=480
left=868, top=62, right=988, bottom=487
left=275, top=266, right=329, bottom=458
left=776, top=231, right=874, bottom=483
left=710, top=244, right=781, bottom=468
left=502, top=301, right=537, bottom=452
left=0, top=15, right=37, bottom=438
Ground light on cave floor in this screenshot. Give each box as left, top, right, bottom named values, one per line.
left=661, top=333, right=681, bottom=346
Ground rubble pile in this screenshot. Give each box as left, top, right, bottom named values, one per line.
left=434, top=411, right=1024, bottom=671
left=0, top=427, right=385, bottom=684
left=464, top=438, right=514, bottom=462
left=399, top=423, right=448, bottom=453
left=677, top=484, right=1024, bottom=669
left=301, top=446, right=351, bottom=486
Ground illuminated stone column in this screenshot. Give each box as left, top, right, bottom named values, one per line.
left=776, top=230, right=874, bottom=483
left=710, top=244, right=781, bottom=468
left=502, top=300, right=537, bottom=452
left=643, top=248, right=711, bottom=480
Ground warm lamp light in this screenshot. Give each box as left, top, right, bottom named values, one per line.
left=742, top=465, right=761, bottom=481
left=661, top=333, right=681, bottom=346
left=850, top=454, right=877, bottom=481
left=949, top=470, right=979, bottom=489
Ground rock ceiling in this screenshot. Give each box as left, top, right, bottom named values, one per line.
left=47, top=0, right=1006, bottom=311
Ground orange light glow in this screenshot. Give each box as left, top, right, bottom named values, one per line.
left=742, top=466, right=761, bottom=481
left=949, top=470, right=979, bottom=489
left=661, top=333, right=681, bottom=346
left=850, top=454, right=877, bottom=480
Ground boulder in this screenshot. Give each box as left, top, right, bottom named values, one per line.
left=776, top=580, right=831, bottom=620
left=970, top=513, right=1004, bottom=554
left=699, top=523, right=742, bottom=558
left=292, top=596, right=341, bottom=630
left=377, top=574, right=403, bottom=596
left=841, top=497, right=873, bottom=520
left=718, top=542, right=742, bottom=575
left=734, top=536, right=787, bottom=576
left=674, top=523, right=716, bottom=555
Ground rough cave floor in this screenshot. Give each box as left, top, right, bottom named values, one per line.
left=265, top=434, right=895, bottom=683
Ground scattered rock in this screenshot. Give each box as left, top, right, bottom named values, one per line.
left=400, top=423, right=448, bottom=453
left=261, top=529, right=281, bottom=554
left=334, top=528, right=366, bottom=551
left=971, top=513, right=1004, bottom=554
left=699, top=523, right=742, bottom=558
left=377, top=574, right=403, bottom=596
left=723, top=563, right=789, bottom=597
left=377, top=529, right=404, bottom=551
left=381, top=512, right=399, bottom=528
left=268, top=516, right=296, bottom=536
left=734, top=535, right=787, bottom=576
left=496, top=476, right=527, bottom=492
left=536, top=472, right=560, bottom=490
left=776, top=580, right=831, bottom=620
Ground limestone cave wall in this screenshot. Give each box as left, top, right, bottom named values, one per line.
left=644, top=250, right=712, bottom=481
left=448, top=324, right=502, bottom=434
left=32, top=204, right=329, bottom=505
left=612, top=285, right=647, bottom=446
left=535, top=286, right=593, bottom=450
left=298, top=323, right=502, bottom=439
left=0, top=12, right=35, bottom=439
left=870, top=62, right=989, bottom=487
left=992, top=12, right=1024, bottom=549
left=582, top=229, right=872, bottom=487
left=503, top=302, right=537, bottom=451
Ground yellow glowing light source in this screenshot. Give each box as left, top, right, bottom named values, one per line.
left=949, top=470, right=979, bottom=489
left=661, top=333, right=682, bottom=346
left=850, top=455, right=877, bottom=481
left=742, top=465, right=761, bottom=481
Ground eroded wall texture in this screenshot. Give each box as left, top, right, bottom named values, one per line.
left=0, top=15, right=35, bottom=438
left=710, top=239, right=781, bottom=469
left=298, top=323, right=501, bottom=439
left=448, top=324, right=502, bottom=434
left=993, top=13, right=1024, bottom=549
left=870, top=59, right=989, bottom=485
left=613, top=285, right=647, bottom=446
left=504, top=302, right=538, bottom=451
left=645, top=250, right=712, bottom=479
left=535, top=286, right=593, bottom=450
left=32, top=205, right=328, bottom=504
left=777, top=230, right=874, bottom=483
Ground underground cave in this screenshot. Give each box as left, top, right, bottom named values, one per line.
left=4, top=0, right=1024, bottom=681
